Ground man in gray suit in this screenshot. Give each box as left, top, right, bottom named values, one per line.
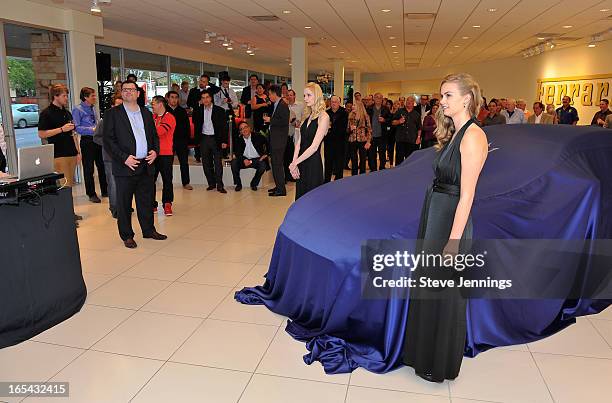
left=264, top=85, right=290, bottom=197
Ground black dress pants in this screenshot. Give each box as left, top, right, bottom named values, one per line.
left=81, top=135, right=107, bottom=197
left=270, top=147, right=286, bottom=194
left=368, top=136, right=387, bottom=172
left=324, top=139, right=344, bottom=182
left=387, top=130, right=396, bottom=167
left=154, top=155, right=174, bottom=207
left=115, top=163, right=156, bottom=241
left=395, top=142, right=419, bottom=166
left=349, top=141, right=367, bottom=175
left=200, top=136, right=224, bottom=189
left=284, top=136, right=295, bottom=180
left=174, top=142, right=190, bottom=186
left=231, top=158, right=267, bottom=187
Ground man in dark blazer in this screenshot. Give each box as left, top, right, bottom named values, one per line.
left=187, top=74, right=220, bottom=112
left=103, top=81, right=167, bottom=248
left=263, top=84, right=289, bottom=197
left=231, top=122, right=269, bottom=191
left=367, top=93, right=393, bottom=171
left=325, top=96, right=349, bottom=182
left=193, top=90, right=228, bottom=193
left=240, top=74, right=259, bottom=122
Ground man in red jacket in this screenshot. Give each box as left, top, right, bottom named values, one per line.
left=151, top=95, right=176, bottom=216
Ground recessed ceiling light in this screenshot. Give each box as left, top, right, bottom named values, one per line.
left=227, top=47, right=233, bottom=50
left=600, top=8, right=610, bottom=12
left=246, top=50, right=252, bottom=54
left=588, top=43, right=596, bottom=47
left=340, top=51, right=345, bottom=53
left=204, top=39, right=211, bottom=44
left=249, top=53, right=255, bottom=56
left=389, top=36, right=396, bottom=40
left=391, top=45, right=397, bottom=48
left=392, top=51, right=399, bottom=54
left=331, top=45, right=337, bottom=48
left=385, top=25, right=392, bottom=28
left=537, top=37, right=546, bottom=40
left=488, top=8, right=497, bottom=12
left=289, top=63, right=292, bottom=65
left=453, top=45, right=460, bottom=48
left=562, top=25, right=573, bottom=28
left=304, top=26, right=312, bottom=29
left=461, top=36, right=470, bottom=40
left=472, top=25, right=481, bottom=28
left=282, top=10, right=291, bottom=14
left=381, top=9, right=391, bottom=13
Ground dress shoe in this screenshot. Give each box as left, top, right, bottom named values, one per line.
left=206, top=185, right=216, bottom=191
left=268, top=188, right=278, bottom=194
left=269, top=191, right=287, bottom=197
left=101, top=193, right=108, bottom=198
left=74, top=214, right=83, bottom=221
left=217, top=187, right=227, bottom=194
left=124, top=238, right=137, bottom=249
left=183, top=184, right=193, bottom=190
left=250, top=185, right=258, bottom=191
left=111, top=210, right=118, bottom=219
left=235, top=184, right=242, bottom=192
left=89, top=195, right=101, bottom=203
left=143, top=231, right=168, bottom=240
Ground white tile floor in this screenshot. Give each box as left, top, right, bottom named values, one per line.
left=2, top=180, right=611, bottom=403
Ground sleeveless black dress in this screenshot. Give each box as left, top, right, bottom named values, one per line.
left=295, top=117, right=324, bottom=200
left=402, top=118, right=478, bottom=382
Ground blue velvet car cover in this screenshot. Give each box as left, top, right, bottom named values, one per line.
left=236, top=124, right=612, bottom=374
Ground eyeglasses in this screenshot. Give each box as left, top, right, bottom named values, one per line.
left=122, top=88, right=137, bottom=93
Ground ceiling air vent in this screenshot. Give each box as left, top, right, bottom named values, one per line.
left=534, top=33, right=558, bottom=38
left=405, top=41, right=426, bottom=46
left=248, top=15, right=280, bottom=22
left=404, top=13, right=436, bottom=20
left=308, top=42, right=320, bottom=46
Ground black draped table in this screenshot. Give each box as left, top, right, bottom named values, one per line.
left=0, top=187, right=86, bottom=349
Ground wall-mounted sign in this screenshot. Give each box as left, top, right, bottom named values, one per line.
left=537, top=74, right=611, bottom=124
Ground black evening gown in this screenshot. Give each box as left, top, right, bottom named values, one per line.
left=402, top=118, right=478, bottom=382
left=295, top=117, right=324, bottom=200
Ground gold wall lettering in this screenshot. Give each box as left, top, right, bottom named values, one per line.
left=536, top=74, right=612, bottom=124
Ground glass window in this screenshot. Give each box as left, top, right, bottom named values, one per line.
left=227, top=67, right=246, bottom=95
left=202, top=63, right=225, bottom=86
left=124, top=49, right=167, bottom=104
left=4, top=24, right=69, bottom=150
left=170, top=57, right=200, bottom=90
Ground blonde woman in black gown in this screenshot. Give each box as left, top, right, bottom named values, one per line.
left=289, top=82, right=330, bottom=200
left=402, top=73, right=488, bottom=382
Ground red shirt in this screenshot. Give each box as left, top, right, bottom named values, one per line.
left=154, top=111, right=175, bottom=156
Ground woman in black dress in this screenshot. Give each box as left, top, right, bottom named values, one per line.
left=250, top=84, right=271, bottom=133
left=289, top=82, right=330, bottom=200
left=402, top=73, right=488, bottom=382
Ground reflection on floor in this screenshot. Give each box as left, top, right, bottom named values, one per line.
left=1, top=180, right=611, bottom=403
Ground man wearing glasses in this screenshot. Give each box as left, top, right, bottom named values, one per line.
left=103, top=81, right=167, bottom=249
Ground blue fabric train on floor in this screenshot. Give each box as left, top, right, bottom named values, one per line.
left=236, top=124, right=612, bottom=374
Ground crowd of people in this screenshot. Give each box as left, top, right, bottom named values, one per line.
left=28, top=74, right=612, bottom=246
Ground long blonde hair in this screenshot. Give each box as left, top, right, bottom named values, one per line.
left=303, top=82, right=326, bottom=120
left=434, top=73, right=483, bottom=150
left=350, top=100, right=368, bottom=125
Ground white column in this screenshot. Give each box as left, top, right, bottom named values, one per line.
left=291, top=37, right=308, bottom=102
left=67, top=31, right=99, bottom=111
left=333, top=60, right=344, bottom=99
left=352, top=70, right=361, bottom=96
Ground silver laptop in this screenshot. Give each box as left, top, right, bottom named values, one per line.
left=17, top=144, right=55, bottom=180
